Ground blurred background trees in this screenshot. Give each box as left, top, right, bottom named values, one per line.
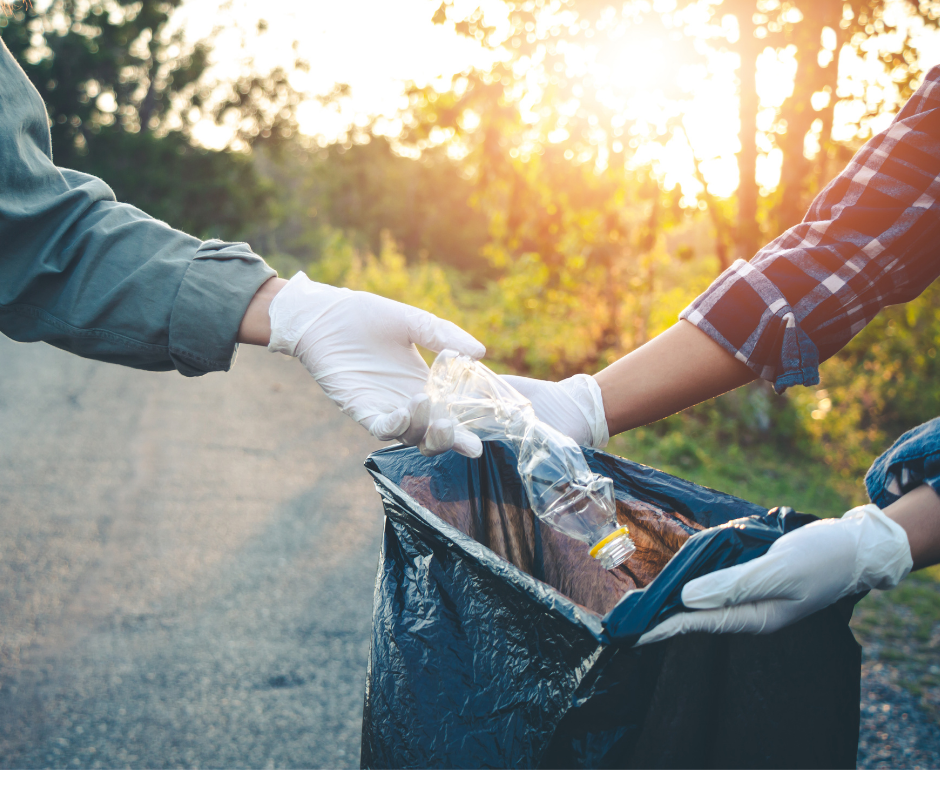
left=3, top=0, right=939, bottom=511
left=729, top=0, right=940, bottom=249
left=1, top=0, right=303, bottom=236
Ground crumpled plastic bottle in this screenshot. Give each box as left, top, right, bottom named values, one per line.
left=425, top=350, right=636, bottom=570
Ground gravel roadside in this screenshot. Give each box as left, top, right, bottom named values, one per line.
left=857, top=662, right=940, bottom=769
left=853, top=572, right=940, bottom=771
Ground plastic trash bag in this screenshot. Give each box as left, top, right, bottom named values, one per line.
left=361, top=442, right=861, bottom=769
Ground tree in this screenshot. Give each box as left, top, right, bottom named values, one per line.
left=426, top=1, right=939, bottom=269
left=0, top=1, right=304, bottom=237
left=770, top=1, right=939, bottom=234
left=254, top=135, right=491, bottom=279
left=600, top=0, right=940, bottom=264
left=704, top=0, right=939, bottom=258
left=4, top=1, right=202, bottom=160
left=394, top=2, right=699, bottom=371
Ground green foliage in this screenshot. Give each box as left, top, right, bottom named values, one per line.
left=394, top=0, right=940, bottom=500
left=343, top=231, right=464, bottom=320
left=396, top=24, right=703, bottom=372
left=301, top=211, right=930, bottom=514
left=605, top=280, right=940, bottom=509
left=76, top=126, right=274, bottom=239
left=608, top=410, right=856, bottom=517
left=2, top=0, right=196, bottom=159
left=4, top=0, right=938, bottom=514
left=788, top=279, right=940, bottom=485
left=253, top=137, right=489, bottom=278
left=1, top=0, right=303, bottom=240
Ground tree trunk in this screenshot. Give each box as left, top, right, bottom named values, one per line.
left=774, top=3, right=843, bottom=235
left=733, top=1, right=760, bottom=264
left=683, top=125, right=732, bottom=270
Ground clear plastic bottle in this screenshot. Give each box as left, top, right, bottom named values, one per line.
left=425, top=350, right=636, bottom=571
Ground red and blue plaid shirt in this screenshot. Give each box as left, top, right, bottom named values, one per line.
left=681, top=66, right=940, bottom=393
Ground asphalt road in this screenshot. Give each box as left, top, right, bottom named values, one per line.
left=0, top=335, right=386, bottom=769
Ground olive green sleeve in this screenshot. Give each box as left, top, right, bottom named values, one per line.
left=0, top=35, right=276, bottom=376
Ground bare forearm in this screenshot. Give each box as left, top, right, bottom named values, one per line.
left=883, top=484, right=940, bottom=570
left=594, top=320, right=757, bottom=435
left=237, top=277, right=288, bottom=346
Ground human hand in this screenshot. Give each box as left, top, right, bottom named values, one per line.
left=268, top=272, right=486, bottom=456
left=636, top=504, right=912, bottom=645
left=500, top=374, right=609, bottom=448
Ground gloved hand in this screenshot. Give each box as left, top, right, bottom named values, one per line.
left=636, top=504, right=912, bottom=646
left=501, top=374, right=609, bottom=448
left=268, top=272, right=486, bottom=457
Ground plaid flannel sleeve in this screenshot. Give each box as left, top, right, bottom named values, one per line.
left=680, top=66, right=940, bottom=393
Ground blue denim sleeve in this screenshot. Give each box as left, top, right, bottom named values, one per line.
left=865, top=417, right=940, bottom=508
left=0, top=35, right=276, bottom=376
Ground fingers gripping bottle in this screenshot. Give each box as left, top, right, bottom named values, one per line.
left=425, top=350, right=636, bottom=571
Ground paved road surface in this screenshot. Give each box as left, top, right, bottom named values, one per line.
left=7, top=335, right=936, bottom=771
left=0, top=335, right=386, bottom=768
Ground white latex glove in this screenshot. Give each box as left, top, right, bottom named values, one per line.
left=268, top=272, right=486, bottom=457
left=636, top=504, right=912, bottom=646
left=501, top=374, right=609, bottom=448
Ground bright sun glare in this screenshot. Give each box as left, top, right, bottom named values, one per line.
left=175, top=0, right=940, bottom=203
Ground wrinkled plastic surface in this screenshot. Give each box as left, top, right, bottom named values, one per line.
left=361, top=442, right=862, bottom=769
left=604, top=506, right=821, bottom=646
left=425, top=351, right=632, bottom=565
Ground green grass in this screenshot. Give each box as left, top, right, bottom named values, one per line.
left=606, top=416, right=860, bottom=518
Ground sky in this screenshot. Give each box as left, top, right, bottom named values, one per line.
left=176, top=0, right=503, bottom=148
left=171, top=0, right=940, bottom=199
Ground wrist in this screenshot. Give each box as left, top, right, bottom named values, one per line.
left=842, top=504, right=913, bottom=591
left=882, top=484, right=940, bottom=571
left=594, top=321, right=756, bottom=436
left=559, top=374, right=609, bottom=448
left=237, top=276, right=288, bottom=346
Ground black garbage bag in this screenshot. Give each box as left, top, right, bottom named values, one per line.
left=361, top=443, right=861, bottom=769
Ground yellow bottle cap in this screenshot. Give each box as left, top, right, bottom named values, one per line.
left=589, top=526, right=630, bottom=558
